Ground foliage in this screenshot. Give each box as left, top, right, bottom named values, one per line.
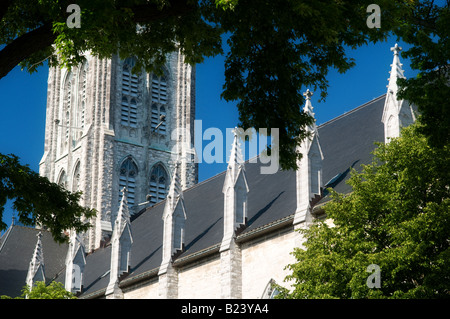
left=280, top=121, right=450, bottom=298
left=0, top=0, right=417, bottom=171
left=396, top=1, right=450, bottom=150
left=0, top=1, right=448, bottom=169
left=0, top=153, right=95, bottom=243
left=1, top=281, right=77, bottom=299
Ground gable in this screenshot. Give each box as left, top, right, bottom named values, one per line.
left=0, top=226, right=68, bottom=297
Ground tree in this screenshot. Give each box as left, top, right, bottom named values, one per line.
left=0, top=1, right=448, bottom=238
left=0, top=154, right=95, bottom=243
left=1, top=281, right=77, bottom=299
left=0, top=0, right=413, bottom=170
left=280, top=121, right=450, bottom=299
left=396, top=1, right=450, bottom=150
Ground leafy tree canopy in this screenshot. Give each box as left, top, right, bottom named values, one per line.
left=0, top=281, right=77, bottom=299
left=280, top=121, right=450, bottom=299
left=0, top=154, right=95, bottom=243
left=1, top=0, right=431, bottom=170
left=0, top=1, right=448, bottom=240
left=396, top=1, right=450, bottom=149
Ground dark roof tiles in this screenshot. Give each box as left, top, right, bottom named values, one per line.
left=1, top=94, right=388, bottom=298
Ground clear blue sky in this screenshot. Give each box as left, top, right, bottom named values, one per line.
left=0, top=37, right=417, bottom=234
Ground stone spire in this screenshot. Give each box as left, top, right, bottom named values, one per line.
left=303, top=89, right=315, bottom=119
left=106, top=187, right=133, bottom=298
left=293, top=90, right=323, bottom=226
left=159, top=163, right=187, bottom=275
left=158, top=163, right=186, bottom=298
left=218, top=129, right=249, bottom=299
left=65, top=232, right=86, bottom=293
left=387, top=43, right=405, bottom=99
left=26, top=232, right=45, bottom=288
left=116, top=187, right=132, bottom=230
left=220, top=129, right=249, bottom=252
left=165, top=162, right=184, bottom=213
left=382, top=43, right=416, bottom=143
left=227, top=127, right=245, bottom=183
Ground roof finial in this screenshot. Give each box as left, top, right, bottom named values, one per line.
left=116, top=187, right=131, bottom=227
left=303, top=89, right=315, bottom=118
left=229, top=127, right=244, bottom=167
left=387, top=43, right=405, bottom=94
left=303, top=89, right=313, bottom=101
left=26, top=231, right=45, bottom=288
left=391, top=43, right=402, bottom=56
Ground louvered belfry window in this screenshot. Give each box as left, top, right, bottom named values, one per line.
left=149, top=164, right=169, bottom=204
left=151, top=74, right=167, bottom=103
left=119, top=157, right=138, bottom=207
left=150, top=73, right=168, bottom=135
left=121, top=58, right=139, bottom=127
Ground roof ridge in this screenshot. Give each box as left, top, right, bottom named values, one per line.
left=184, top=153, right=262, bottom=194
left=184, top=169, right=227, bottom=193
left=132, top=156, right=261, bottom=221
left=0, top=225, right=14, bottom=252
left=0, top=225, right=48, bottom=254
left=318, top=94, right=386, bottom=129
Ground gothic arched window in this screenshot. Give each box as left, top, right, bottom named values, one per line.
left=119, top=157, right=138, bottom=207
left=261, top=279, right=281, bottom=299
left=149, top=164, right=169, bottom=204
left=60, top=72, right=73, bottom=154
left=386, top=115, right=399, bottom=140
left=57, top=170, right=67, bottom=189
left=74, top=63, right=88, bottom=145
left=72, top=161, right=81, bottom=192
left=121, top=58, right=139, bottom=128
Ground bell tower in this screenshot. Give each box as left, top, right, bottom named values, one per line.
left=39, top=51, right=197, bottom=252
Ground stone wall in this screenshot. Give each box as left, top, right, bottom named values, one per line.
left=241, top=227, right=298, bottom=298
left=117, top=225, right=300, bottom=299
left=178, top=255, right=221, bottom=298
left=39, top=51, right=198, bottom=251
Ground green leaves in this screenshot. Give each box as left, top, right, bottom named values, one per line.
left=2, top=0, right=447, bottom=170
left=1, top=281, right=77, bottom=299
left=396, top=2, right=450, bottom=149
left=0, top=153, right=95, bottom=243
left=216, top=0, right=403, bottom=170
left=282, top=122, right=450, bottom=298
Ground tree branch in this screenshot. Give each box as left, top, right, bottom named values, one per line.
left=0, top=23, right=56, bottom=80
left=0, top=0, right=195, bottom=80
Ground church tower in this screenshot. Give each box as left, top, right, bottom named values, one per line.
left=39, top=51, right=197, bottom=252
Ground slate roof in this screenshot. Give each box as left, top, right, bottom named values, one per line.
left=0, top=94, right=387, bottom=298
left=0, top=226, right=68, bottom=297
left=317, top=94, right=385, bottom=205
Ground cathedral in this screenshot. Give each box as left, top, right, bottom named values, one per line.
left=0, top=44, right=416, bottom=298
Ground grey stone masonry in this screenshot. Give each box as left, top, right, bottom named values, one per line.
left=39, top=50, right=198, bottom=252
left=158, top=264, right=179, bottom=299
left=220, top=241, right=242, bottom=299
